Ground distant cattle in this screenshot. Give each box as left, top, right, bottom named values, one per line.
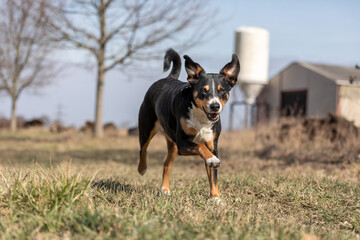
left=128, top=127, right=139, bottom=136
left=50, top=122, right=63, bottom=133
left=23, top=119, right=43, bottom=128
left=80, top=121, right=118, bottom=134
left=50, top=122, right=75, bottom=133
left=80, top=121, right=95, bottom=133
left=104, top=122, right=117, bottom=131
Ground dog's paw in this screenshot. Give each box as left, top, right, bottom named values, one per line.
left=208, top=197, right=223, bottom=205
left=161, top=186, right=171, bottom=195
left=206, top=156, right=221, bottom=168
left=138, top=168, right=147, bottom=176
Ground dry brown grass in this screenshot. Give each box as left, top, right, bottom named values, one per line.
left=254, top=117, right=360, bottom=180
left=1, top=124, right=360, bottom=181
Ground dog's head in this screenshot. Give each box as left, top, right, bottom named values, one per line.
left=184, top=54, right=240, bottom=122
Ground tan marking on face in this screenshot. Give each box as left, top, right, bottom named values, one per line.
left=217, top=85, right=222, bottom=91
left=194, top=91, right=198, bottom=98
left=187, top=76, right=196, bottom=84
left=204, top=85, right=210, bottom=91
left=180, top=117, right=198, bottom=136
left=194, top=97, right=209, bottom=111
left=229, top=79, right=236, bottom=86
left=219, top=93, right=229, bottom=108
left=196, top=65, right=203, bottom=75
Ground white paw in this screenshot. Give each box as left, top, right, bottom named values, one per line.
left=206, top=156, right=221, bottom=168
left=161, top=186, right=171, bottom=195
left=209, top=197, right=223, bottom=205
left=213, top=197, right=222, bottom=204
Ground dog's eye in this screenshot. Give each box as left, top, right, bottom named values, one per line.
left=218, top=88, right=225, bottom=94
left=201, top=88, right=208, bottom=94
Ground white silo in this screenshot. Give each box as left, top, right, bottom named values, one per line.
left=235, top=26, right=269, bottom=127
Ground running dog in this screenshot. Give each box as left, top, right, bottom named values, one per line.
left=138, top=49, right=240, bottom=199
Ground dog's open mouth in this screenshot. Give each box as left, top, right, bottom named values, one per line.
left=203, top=107, right=219, bottom=121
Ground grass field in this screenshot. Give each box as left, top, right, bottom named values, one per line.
left=0, top=128, right=359, bottom=239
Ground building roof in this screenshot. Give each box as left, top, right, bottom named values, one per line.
left=296, top=62, right=360, bottom=86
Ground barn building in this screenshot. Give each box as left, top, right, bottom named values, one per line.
left=257, top=62, right=360, bottom=126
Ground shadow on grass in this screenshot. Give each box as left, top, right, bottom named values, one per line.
left=92, top=179, right=134, bottom=194
left=254, top=146, right=352, bottom=166
left=0, top=148, right=172, bottom=167
left=0, top=134, right=74, bottom=143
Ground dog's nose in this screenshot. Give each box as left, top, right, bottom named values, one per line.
left=210, top=102, right=220, bottom=112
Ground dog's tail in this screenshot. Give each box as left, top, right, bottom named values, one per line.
left=163, top=48, right=181, bottom=79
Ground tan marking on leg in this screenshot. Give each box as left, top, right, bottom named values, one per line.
left=161, top=137, right=178, bottom=193
left=138, top=121, right=159, bottom=175
left=197, top=144, right=214, bottom=160
left=205, top=140, right=214, bottom=152
left=178, top=142, right=218, bottom=167
left=205, top=164, right=220, bottom=198
left=180, top=117, right=198, bottom=136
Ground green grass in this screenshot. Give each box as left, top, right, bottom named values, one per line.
left=0, top=129, right=360, bottom=239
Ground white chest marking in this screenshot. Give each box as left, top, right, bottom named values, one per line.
left=186, top=103, right=216, bottom=143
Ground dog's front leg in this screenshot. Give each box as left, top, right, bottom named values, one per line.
left=204, top=165, right=219, bottom=198
left=177, top=140, right=221, bottom=198
left=205, top=142, right=220, bottom=198
left=177, top=140, right=221, bottom=168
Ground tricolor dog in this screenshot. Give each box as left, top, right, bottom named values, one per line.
left=138, top=49, right=240, bottom=199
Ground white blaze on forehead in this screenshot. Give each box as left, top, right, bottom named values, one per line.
left=207, top=80, right=223, bottom=113
left=211, top=79, right=216, bottom=94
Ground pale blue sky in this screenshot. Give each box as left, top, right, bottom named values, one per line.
left=0, top=0, right=359, bottom=129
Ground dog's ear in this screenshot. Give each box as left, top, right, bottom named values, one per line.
left=184, top=55, right=205, bottom=84
left=220, top=54, right=240, bottom=88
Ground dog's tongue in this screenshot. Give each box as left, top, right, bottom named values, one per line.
left=210, top=113, right=218, bottom=119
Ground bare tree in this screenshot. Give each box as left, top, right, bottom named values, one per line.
left=0, top=0, right=57, bottom=131
left=48, top=0, right=215, bottom=137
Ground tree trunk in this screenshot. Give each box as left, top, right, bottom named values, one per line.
left=10, top=97, right=17, bottom=132
left=94, top=3, right=106, bottom=138
left=94, top=62, right=105, bottom=137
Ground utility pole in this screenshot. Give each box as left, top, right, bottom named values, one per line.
left=56, top=103, right=63, bottom=124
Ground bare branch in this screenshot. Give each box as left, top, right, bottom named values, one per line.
left=47, top=0, right=218, bottom=137
left=0, top=0, right=60, bottom=130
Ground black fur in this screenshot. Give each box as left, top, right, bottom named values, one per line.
left=163, top=48, right=181, bottom=79
left=139, top=49, right=239, bottom=157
